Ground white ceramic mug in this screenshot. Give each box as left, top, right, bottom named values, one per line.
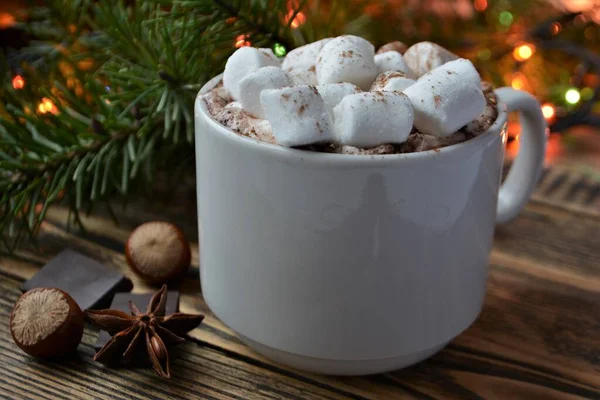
left=194, top=76, right=547, bottom=375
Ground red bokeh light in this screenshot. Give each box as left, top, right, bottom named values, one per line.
left=474, top=0, right=488, bottom=12
left=12, top=75, right=25, bottom=90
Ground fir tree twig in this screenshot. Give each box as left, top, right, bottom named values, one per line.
left=1, top=0, right=307, bottom=251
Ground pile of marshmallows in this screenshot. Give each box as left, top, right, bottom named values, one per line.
left=222, top=35, right=486, bottom=148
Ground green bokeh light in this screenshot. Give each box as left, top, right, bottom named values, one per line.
left=273, top=43, right=287, bottom=57
left=499, top=11, right=513, bottom=26
left=580, top=87, right=593, bottom=101
left=478, top=48, right=491, bottom=61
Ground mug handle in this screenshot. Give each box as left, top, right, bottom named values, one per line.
left=494, top=87, right=548, bottom=224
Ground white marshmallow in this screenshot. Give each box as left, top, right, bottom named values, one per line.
left=316, top=83, right=361, bottom=120
left=288, top=68, right=318, bottom=85
left=382, top=76, right=415, bottom=92
left=403, top=62, right=485, bottom=137
left=374, top=51, right=411, bottom=76
left=430, top=58, right=482, bottom=88
left=260, top=85, right=334, bottom=147
left=239, top=67, right=292, bottom=118
left=316, top=35, right=378, bottom=90
left=282, top=39, right=329, bottom=86
left=281, top=38, right=332, bottom=72
left=333, top=91, right=414, bottom=147
left=223, top=47, right=279, bottom=100
left=403, top=42, right=458, bottom=78
left=370, top=71, right=415, bottom=92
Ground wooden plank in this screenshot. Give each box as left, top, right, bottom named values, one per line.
left=494, top=203, right=600, bottom=279
left=531, top=165, right=600, bottom=217
left=0, top=274, right=366, bottom=400
left=0, top=201, right=598, bottom=399
left=387, top=263, right=600, bottom=399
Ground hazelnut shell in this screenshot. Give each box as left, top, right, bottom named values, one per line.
left=125, top=222, right=191, bottom=284
left=10, top=287, right=84, bottom=359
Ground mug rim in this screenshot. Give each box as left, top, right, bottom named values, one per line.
left=196, top=74, right=508, bottom=166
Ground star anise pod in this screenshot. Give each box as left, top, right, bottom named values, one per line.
left=84, top=285, right=204, bottom=378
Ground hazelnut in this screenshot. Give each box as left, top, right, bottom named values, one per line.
left=125, top=221, right=191, bottom=284
left=10, top=287, right=84, bottom=358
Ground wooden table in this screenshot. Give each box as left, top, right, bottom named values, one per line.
left=1, top=160, right=599, bottom=399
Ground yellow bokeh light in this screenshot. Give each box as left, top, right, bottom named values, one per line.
left=511, top=74, right=526, bottom=90
left=541, top=103, right=555, bottom=120
left=38, top=98, right=59, bottom=115
left=513, top=44, right=535, bottom=62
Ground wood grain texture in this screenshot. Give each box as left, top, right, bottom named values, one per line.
left=1, top=196, right=599, bottom=399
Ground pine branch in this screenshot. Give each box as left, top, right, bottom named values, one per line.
left=0, top=0, right=304, bottom=252
left=210, top=0, right=296, bottom=49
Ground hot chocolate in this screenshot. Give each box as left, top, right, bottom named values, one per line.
left=203, top=36, right=498, bottom=154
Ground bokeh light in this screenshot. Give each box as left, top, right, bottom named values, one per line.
left=12, top=75, right=25, bottom=90
left=499, top=11, right=514, bottom=26
left=234, top=34, right=251, bottom=48
left=580, top=87, right=594, bottom=101
left=478, top=48, right=491, bottom=60
left=273, top=43, right=287, bottom=57
left=565, top=88, right=581, bottom=104
left=511, top=73, right=527, bottom=90
left=78, top=59, right=94, bottom=71
left=474, top=0, right=488, bottom=12
left=286, top=10, right=306, bottom=29
left=541, top=103, right=555, bottom=120
left=513, top=44, right=535, bottom=61
left=37, top=98, right=58, bottom=115
left=0, top=13, right=15, bottom=29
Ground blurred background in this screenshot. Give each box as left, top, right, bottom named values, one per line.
left=1, top=0, right=598, bottom=165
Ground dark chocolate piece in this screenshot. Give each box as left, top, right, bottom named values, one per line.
left=94, top=291, right=180, bottom=350
left=22, top=249, right=133, bottom=310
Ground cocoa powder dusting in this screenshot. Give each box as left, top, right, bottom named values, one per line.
left=205, top=78, right=499, bottom=155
